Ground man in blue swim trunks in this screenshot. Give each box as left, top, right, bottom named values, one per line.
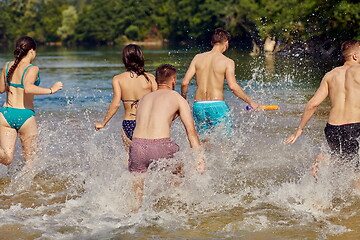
left=181, top=28, right=261, bottom=135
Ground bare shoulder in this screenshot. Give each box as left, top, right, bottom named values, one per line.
left=2, top=62, right=10, bottom=69
left=192, top=53, right=206, bottom=62
left=221, top=56, right=235, bottom=71
left=173, top=90, right=188, bottom=103
left=225, top=57, right=235, bottom=65
left=172, top=90, right=183, bottom=97
left=113, top=72, right=128, bottom=81
left=323, top=66, right=343, bottom=79
left=28, top=65, right=39, bottom=73
left=145, top=72, right=155, bottom=80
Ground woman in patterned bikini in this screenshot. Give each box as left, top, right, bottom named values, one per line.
left=95, top=44, right=157, bottom=151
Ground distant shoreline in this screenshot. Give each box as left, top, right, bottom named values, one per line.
left=44, top=39, right=167, bottom=47
left=125, top=40, right=165, bottom=46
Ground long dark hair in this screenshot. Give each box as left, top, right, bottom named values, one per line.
left=6, top=36, right=37, bottom=91
left=122, top=44, right=150, bottom=82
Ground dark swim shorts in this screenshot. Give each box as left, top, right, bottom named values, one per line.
left=128, top=137, right=180, bottom=173
left=324, top=122, right=360, bottom=167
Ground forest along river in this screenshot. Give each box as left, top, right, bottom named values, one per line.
left=0, top=45, right=359, bottom=239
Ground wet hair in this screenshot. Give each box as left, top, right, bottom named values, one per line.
left=155, top=64, right=176, bottom=84
left=6, top=36, right=36, bottom=91
left=122, top=44, right=149, bottom=82
left=211, top=28, right=231, bottom=46
left=341, top=40, right=360, bottom=61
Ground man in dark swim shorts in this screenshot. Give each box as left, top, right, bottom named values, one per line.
left=286, top=40, right=360, bottom=167
left=129, top=64, right=204, bottom=211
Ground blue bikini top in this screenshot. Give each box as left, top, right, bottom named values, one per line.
left=5, top=61, right=40, bottom=88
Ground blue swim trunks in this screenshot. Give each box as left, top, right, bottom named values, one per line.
left=0, top=107, right=36, bottom=131
left=193, top=100, right=232, bottom=135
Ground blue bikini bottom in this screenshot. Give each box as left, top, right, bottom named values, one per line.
left=0, top=107, right=36, bottom=131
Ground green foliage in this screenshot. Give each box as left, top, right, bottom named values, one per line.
left=37, top=0, right=64, bottom=42
left=57, top=6, right=78, bottom=41
left=124, top=25, right=140, bottom=41
left=0, top=0, right=359, bottom=46
left=114, top=35, right=129, bottom=45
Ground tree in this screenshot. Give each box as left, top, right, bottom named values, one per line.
left=57, top=6, right=78, bottom=42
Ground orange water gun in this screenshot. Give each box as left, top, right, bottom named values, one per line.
left=246, top=105, right=279, bottom=110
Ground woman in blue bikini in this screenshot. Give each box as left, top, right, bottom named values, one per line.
left=0, top=36, right=63, bottom=167
left=95, top=44, right=157, bottom=150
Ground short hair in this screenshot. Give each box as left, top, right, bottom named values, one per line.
left=341, top=40, right=360, bottom=61
left=156, top=64, right=176, bottom=84
left=211, top=28, right=231, bottom=46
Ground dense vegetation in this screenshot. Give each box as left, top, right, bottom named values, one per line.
left=0, top=0, right=359, bottom=49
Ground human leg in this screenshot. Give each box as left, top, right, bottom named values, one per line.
left=121, top=128, right=132, bottom=152
left=0, top=113, right=18, bottom=165
left=131, top=173, right=144, bottom=212
left=18, top=116, right=38, bottom=168
left=310, top=153, right=331, bottom=183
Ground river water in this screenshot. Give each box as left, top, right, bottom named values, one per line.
left=0, top=45, right=359, bottom=239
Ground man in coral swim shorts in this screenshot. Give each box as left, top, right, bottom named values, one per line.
left=129, top=64, right=204, bottom=211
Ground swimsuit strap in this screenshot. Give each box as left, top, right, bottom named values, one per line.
left=4, top=63, right=39, bottom=88
left=5, top=61, right=11, bottom=79
left=20, top=64, right=34, bottom=86
left=130, top=70, right=140, bottom=78
left=130, top=99, right=139, bottom=108
left=122, top=99, right=139, bottom=108
left=5, top=61, right=23, bottom=88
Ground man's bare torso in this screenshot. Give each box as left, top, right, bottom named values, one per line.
left=193, top=51, right=231, bottom=101
left=327, top=64, right=360, bottom=125
left=133, top=89, right=180, bottom=139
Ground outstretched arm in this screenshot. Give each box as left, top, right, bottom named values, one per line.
left=285, top=75, right=329, bottom=144
left=178, top=96, right=204, bottom=173
left=226, top=60, right=260, bottom=109
left=23, top=67, right=63, bottom=95
left=95, top=77, right=121, bottom=130
left=181, top=57, right=196, bottom=99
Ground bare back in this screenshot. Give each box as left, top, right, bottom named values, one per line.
left=115, top=72, right=156, bottom=120
left=342, top=64, right=360, bottom=123
left=192, top=51, right=231, bottom=101
left=1, top=61, right=38, bottom=110
left=133, top=89, right=182, bottom=139
left=327, top=64, right=360, bottom=125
